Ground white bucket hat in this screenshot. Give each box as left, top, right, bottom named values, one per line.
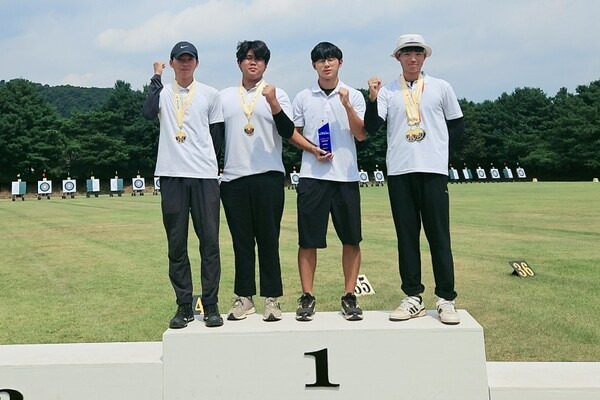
left=391, top=34, right=432, bottom=57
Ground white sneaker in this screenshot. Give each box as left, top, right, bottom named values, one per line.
left=436, top=297, right=460, bottom=325
left=263, top=297, right=282, bottom=322
left=227, top=296, right=256, bottom=320
left=389, top=296, right=426, bottom=321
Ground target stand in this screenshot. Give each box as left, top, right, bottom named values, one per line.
left=86, top=177, right=100, bottom=198
left=372, top=168, right=385, bottom=186
left=476, top=166, right=487, bottom=182
left=490, top=165, right=501, bottom=182
left=516, top=165, right=527, bottom=180
left=110, top=176, right=123, bottom=197
left=11, top=179, right=26, bottom=201
left=62, top=178, right=77, bottom=199
left=289, top=170, right=299, bottom=190
left=37, top=178, right=52, bottom=200
left=131, top=176, right=145, bottom=196
left=359, top=170, right=370, bottom=187
left=448, top=166, right=460, bottom=183
left=502, top=166, right=514, bottom=182
left=153, top=177, right=161, bottom=195
left=462, top=165, right=473, bottom=182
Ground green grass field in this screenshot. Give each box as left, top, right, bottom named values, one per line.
left=0, top=182, right=598, bottom=361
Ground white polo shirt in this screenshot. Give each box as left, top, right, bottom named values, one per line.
left=219, top=83, right=292, bottom=182
left=292, top=81, right=365, bottom=182
left=154, top=81, right=224, bottom=179
left=377, top=73, right=462, bottom=176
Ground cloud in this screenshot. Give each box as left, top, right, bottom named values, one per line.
left=60, top=73, right=95, bottom=87
left=1, top=0, right=598, bottom=101
left=95, top=0, right=405, bottom=53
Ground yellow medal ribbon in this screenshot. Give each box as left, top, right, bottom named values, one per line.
left=399, top=73, right=425, bottom=126
left=400, top=73, right=426, bottom=142
left=238, top=80, right=266, bottom=135
left=172, top=80, right=198, bottom=143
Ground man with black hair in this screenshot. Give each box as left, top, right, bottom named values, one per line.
left=142, top=41, right=224, bottom=329
left=292, top=42, right=367, bottom=322
left=219, top=40, right=326, bottom=322
left=365, top=34, right=464, bottom=325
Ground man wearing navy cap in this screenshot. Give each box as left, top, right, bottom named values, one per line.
left=365, top=34, right=464, bottom=325
left=143, top=41, right=225, bottom=328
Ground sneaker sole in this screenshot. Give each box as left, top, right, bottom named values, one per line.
left=295, top=314, right=314, bottom=321
left=439, top=315, right=460, bottom=325
left=227, top=307, right=256, bottom=321
left=343, top=313, right=364, bottom=321
left=440, top=320, right=460, bottom=325
left=169, top=316, right=194, bottom=329
left=263, top=313, right=282, bottom=322
left=389, top=308, right=426, bottom=321
left=205, top=318, right=224, bottom=328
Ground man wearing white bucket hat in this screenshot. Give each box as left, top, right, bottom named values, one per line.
left=364, top=34, right=464, bottom=325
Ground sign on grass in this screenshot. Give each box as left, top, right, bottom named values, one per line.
left=354, top=274, right=375, bottom=296
left=508, top=260, right=535, bottom=277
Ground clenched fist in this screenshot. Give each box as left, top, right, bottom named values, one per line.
left=367, top=76, right=382, bottom=102
left=338, top=86, right=351, bottom=108
left=153, top=61, right=166, bottom=76
left=262, top=83, right=276, bottom=102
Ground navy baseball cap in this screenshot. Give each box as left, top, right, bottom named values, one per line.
left=170, top=41, right=198, bottom=59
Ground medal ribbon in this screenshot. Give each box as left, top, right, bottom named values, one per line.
left=399, top=73, right=425, bottom=126
left=172, top=80, right=198, bottom=135
left=238, top=80, right=267, bottom=124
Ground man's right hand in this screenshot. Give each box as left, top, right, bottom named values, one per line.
left=368, top=76, right=382, bottom=102
left=153, top=61, right=166, bottom=76
left=311, top=146, right=333, bottom=162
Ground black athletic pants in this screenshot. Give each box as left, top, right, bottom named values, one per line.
left=220, top=171, right=284, bottom=298
left=160, top=177, right=221, bottom=306
left=388, top=173, right=457, bottom=301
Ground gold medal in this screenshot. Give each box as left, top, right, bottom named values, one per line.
left=239, top=80, right=266, bottom=137
left=244, top=123, right=255, bottom=135
left=175, top=131, right=187, bottom=143
left=406, top=127, right=426, bottom=142
left=172, top=80, right=197, bottom=145
left=400, top=73, right=426, bottom=142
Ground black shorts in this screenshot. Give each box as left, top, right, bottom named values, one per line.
left=296, top=178, right=362, bottom=248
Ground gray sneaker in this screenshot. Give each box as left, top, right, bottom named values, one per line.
left=263, top=297, right=283, bottom=322
left=227, top=296, right=256, bottom=320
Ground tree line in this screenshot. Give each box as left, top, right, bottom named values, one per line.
left=0, top=78, right=598, bottom=185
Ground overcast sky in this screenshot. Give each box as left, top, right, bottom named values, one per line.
left=1, top=0, right=599, bottom=102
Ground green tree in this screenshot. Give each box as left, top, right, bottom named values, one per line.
left=545, top=82, right=600, bottom=179
left=62, top=110, right=129, bottom=179
left=103, top=80, right=159, bottom=178
left=0, top=79, right=66, bottom=182
left=455, top=99, right=486, bottom=168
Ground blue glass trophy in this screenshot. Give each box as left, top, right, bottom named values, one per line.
left=318, top=122, right=332, bottom=153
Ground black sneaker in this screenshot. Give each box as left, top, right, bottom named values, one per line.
left=169, top=303, right=194, bottom=329
left=203, top=304, right=224, bottom=328
left=341, top=293, right=363, bottom=321
left=296, top=293, right=316, bottom=321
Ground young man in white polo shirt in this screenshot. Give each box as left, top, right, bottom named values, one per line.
left=142, top=41, right=224, bottom=329
left=293, top=42, right=367, bottom=321
left=365, top=34, right=465, bottom=325
left=219, top=40, right=325, bottom=322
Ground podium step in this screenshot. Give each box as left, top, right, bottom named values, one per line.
left=488, top=362, right=600, bottom=400
left=163, top=310, right=489, bottom=400
left=0, top=342, right=162, bottom=399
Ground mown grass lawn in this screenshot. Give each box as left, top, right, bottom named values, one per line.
left=1, top=181, right=598, bottom=361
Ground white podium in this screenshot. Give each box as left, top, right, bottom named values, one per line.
left=163, top=310, right=489, bottom=400
left=0, top=342, right=162, bottom=399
